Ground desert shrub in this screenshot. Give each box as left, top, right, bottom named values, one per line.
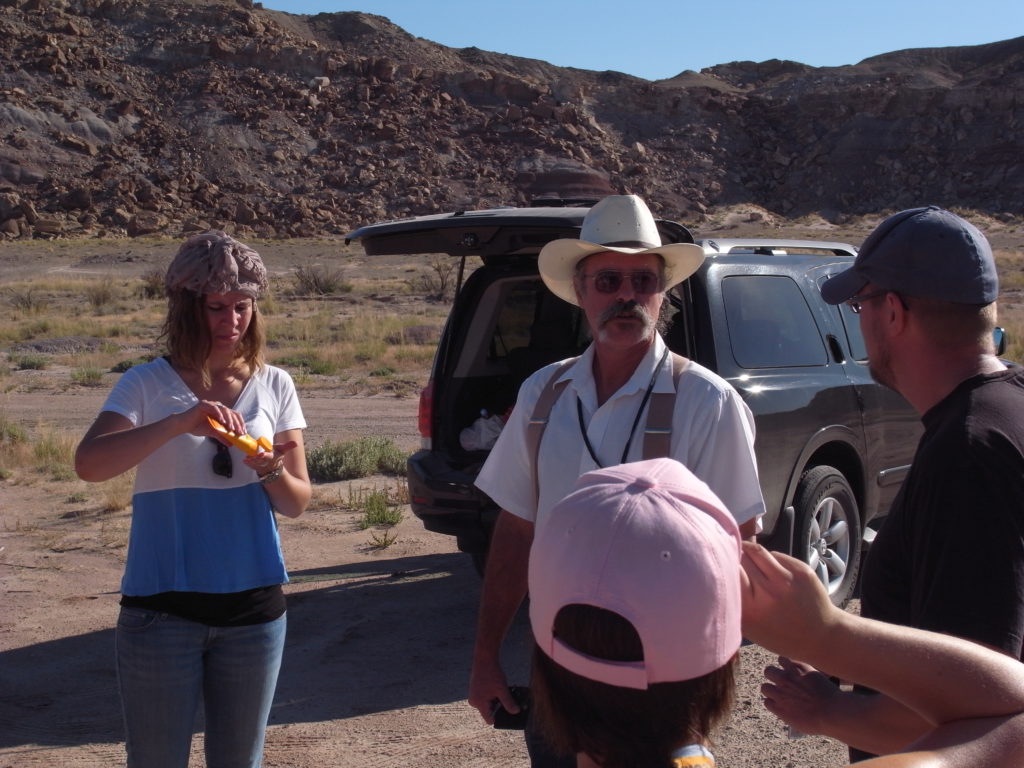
left=356, top=488, right=403, bottom=529
left=406, top=256, right=456, bottom=301
left=386, top=324, right=440, bottom=346
left=257, top=291, right=279, bottom=315
left=11, top=354, right=47, bottom=370
left=7, top=287, right=45, bottom=314
left=0, top=415, right=28, bottom=443
left=269, top=312, right=333, bottom=344
left=101, top=471, right=135, bottom=512
left=392, top=346, right=436, bottom=366
left=274, top=352, right=338, bottom=376
left=367, top=528, right=399, bottom=548
left=353, top=340, right=386, bottom=363
left=112, top=356, right=153, bottom=373
left=307, top=436, right=407, bottom=481
left=85, top=282, right=117, bottom=312
left=32, top=427, right=77, bottom=479
left=138, top=267, right=166, bottom=299
left=71, top=367, right=104, bottom=386
left=293, top=265, right=352, bottom=296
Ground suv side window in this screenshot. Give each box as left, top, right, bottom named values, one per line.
left=838, top=303, right=869, bottom=361
left=722, top=275, right=827, bottom=368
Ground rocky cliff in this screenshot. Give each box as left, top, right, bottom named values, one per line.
left=0, top=0, right=1021, bottom=239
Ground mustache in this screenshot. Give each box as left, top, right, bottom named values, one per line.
left=598, top=299, right=654, bottom=328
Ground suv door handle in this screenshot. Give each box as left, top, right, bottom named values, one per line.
left=826, top=334, right=846, bottom=364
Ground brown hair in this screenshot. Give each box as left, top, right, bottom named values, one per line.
left=160, top=290, right=266, bottom=387
left=531, top=604, right=736, bottom=768
left=904, top=296, right=997, bottom=352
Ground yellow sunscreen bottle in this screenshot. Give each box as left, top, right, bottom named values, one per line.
left=206, top=416, right=273, bottom=456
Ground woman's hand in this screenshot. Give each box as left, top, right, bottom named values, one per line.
left=242, top=439, right=298, bottom=478
left=250, top=430, right=310, bottom=518
left=191, top=399, right=247, bottom=440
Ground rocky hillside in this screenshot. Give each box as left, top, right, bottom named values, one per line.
left=0, top=0, right=1021, bottom=239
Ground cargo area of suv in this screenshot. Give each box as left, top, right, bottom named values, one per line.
left=346, top=200, right=923, bottom=605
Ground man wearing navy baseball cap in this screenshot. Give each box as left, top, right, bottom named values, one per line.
left=764, top=206, right=1024, bottom=762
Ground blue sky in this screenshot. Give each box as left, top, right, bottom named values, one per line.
left=260, top=0, right=1021, bottom=81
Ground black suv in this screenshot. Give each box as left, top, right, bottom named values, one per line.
left=346, top=201, right=922, bottom=605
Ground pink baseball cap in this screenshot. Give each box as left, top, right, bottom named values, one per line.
left=529, top=458, right=742, bottom=690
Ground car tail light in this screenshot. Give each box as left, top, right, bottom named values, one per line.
left=418, top=379, right=434, bottom=438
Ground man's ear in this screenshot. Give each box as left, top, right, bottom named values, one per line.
left=885, top=292, right=910, bottom=335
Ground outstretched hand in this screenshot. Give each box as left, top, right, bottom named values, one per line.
left=739, top=542, right=839, bottom=660
left=762, top=656, right=843, bottom=735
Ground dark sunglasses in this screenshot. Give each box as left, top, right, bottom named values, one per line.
left=210, top=439, right=232, bottom=478
left=582, top=269, right=661, bottom=295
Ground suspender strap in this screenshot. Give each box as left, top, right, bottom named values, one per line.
left=642, top=353, right=688, bottom=460
left=527, top=357, right=578, bottom=505
left=526, top=352, right=688, bottom=504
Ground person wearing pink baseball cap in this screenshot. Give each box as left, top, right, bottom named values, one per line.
left=528, top=458, right=1024, bottom=768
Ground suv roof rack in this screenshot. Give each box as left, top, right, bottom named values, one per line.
left=699, top=238, right=857, bottom=257
left=528, top=197, right=600, bottom=208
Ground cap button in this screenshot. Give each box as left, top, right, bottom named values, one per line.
left=632, top=476, right=658, bottom=490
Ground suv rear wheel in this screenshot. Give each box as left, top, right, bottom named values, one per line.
left=793, top=465, right=862, bottom=607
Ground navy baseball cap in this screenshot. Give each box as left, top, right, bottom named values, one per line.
left=821, top=206, right=998, bottom=305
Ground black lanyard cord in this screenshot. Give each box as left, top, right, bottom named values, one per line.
left=576, top=346, right=670, bottom=468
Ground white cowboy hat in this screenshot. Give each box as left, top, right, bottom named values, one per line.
left=538, top=195, right=705, bottom=306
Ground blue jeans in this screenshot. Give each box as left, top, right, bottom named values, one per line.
left=115, top=607, right=286, bottom=768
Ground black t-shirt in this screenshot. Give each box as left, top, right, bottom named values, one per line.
left=861, top=367, right=1024, bottom=658
left=851, top=368, right=1024, bottom=764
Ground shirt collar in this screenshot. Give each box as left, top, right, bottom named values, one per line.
left=563, top=334, right=670, bottom=404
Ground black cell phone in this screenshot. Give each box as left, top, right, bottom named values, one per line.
left=491, top=685, right=530, bottom=730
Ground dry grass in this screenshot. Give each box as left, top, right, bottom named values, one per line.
left=0, top=258, right=447, bottom=396
left=994, top=248, right=1024, bottom=363
left=99, top=470, right=135, bottom=512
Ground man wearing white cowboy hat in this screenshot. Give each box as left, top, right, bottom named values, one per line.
left=467, top=195, right=765, bottom=765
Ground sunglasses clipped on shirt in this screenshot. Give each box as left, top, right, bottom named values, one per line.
left=210, top=438, right=232, bottom=478
left=581, top=269, right=661, bottom=295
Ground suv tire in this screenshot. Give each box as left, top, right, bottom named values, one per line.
left=793, top=465, right=862, bottom=608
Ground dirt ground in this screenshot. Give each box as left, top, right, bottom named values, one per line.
left=0, top=385, right=850, bottom=768
left=15, top=216, right=1019, bottom=767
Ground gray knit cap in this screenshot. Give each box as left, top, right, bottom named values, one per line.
left=164, top=231, right=268, bottom=298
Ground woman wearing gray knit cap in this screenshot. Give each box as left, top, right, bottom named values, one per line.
left=75, top=231, right=311, bottom=768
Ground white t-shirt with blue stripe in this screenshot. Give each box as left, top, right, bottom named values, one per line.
left=101, top=358, right=307, bottom=596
